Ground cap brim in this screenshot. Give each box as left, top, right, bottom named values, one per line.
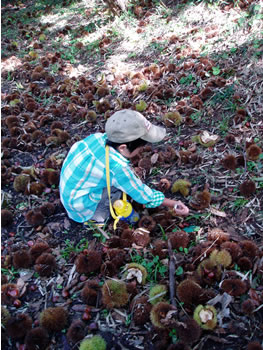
left=141, top=124, right=166, bottom=143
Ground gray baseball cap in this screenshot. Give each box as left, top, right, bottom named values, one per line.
left=105, top=109, right=166, bottom=143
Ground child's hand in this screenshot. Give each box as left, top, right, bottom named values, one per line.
left=173, top=201, right=189, bottom=216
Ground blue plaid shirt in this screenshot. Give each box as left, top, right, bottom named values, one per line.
left=59, top=133, right=165, bottom=223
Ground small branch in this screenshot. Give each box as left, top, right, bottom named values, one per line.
left=71, top=120, right=89, bottom=130
left=159, top=0, right=168, bottom=9
left=167, top=239, right=176, bottom=307
left=2, top=7, right=20, bottom=12
left=193, top=237, right=219, bottom=264
left=66, top=264, right=76, bottom=287
left=95, top=225, right=110, bottom=240
left=85, top=221, right=110, bottom=239
left=243, top=138, right=247, bottom=176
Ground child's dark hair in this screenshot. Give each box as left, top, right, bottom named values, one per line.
left=106, top=138, right=147, bottom=153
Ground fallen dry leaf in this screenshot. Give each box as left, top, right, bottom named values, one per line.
left=210, top=207, right=227, bottom=217
left=200, top=130, right=219, bottom=143
left=151, top=153, right=159, bottom=164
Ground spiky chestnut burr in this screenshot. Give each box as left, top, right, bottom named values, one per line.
left=239, top=180, right=256, bottom=197
left=39, top=306, right=68, bottom=331
left=25, top=327, right=50, bottom=350
left=66, top=320, right=85, bottom=344
left=101, top=279, right=129, bottom=309
left=149, top=284, right=167, bottom=305
left=75, top=250, right=102, bottom=274
left=176, top=279, right=202, bottom=306
left=150, top=302, right=177, bottom=329
left=34, top=253, right=56, bottom=277
left=123, top=263, right=148, bottom=285
left=79, top=335, right=106, bottom=350
left=6, top=313, right=33, bottom=339
left=130, top=296, right=152, bottom=326
left=1, top=209, right=13, bottom=227
left=193, top=304, right=217, bottom=330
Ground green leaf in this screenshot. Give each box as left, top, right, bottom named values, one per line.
left=175, top=266, right=184, bottom=276
left=16, top=202, right=27, bottom=210
left=212, top=66, right=221, bottom=75
left=183, top=225, right=200, bottom=233
left=93, top=233, right=101, bottom=238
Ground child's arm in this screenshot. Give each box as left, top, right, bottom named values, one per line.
left=111, top=163, right=189, bottom=216
left=161, top=198, right=189, bottom=216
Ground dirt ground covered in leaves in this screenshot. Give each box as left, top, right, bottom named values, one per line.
left=1, top=0, right=263, bottom=349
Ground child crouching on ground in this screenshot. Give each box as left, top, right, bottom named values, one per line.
left=59, top=109, right=189, bottom=226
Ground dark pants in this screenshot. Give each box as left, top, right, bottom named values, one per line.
left=90, top=187, right=122, bottom=224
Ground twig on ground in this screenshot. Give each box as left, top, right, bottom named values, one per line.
left=71, top=120, right=89, bottom=130
left=193, top=237, right=219, bottom=264
left=67, top=264, right=76, bottom=287
left=95, top=225, right=110, bottom=240
left=167, top=239, right=176, bottom=307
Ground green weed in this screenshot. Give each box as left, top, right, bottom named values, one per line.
left=251, top=274, right=263, bottom=289
left=247, top=161, right=258, bottom=172
left=158, top=224, right=167, bottom=241
left=126, top=52, right=137, bottom=60
left=184, top=213, right=208, bottom=221
left=125, top=314, right=132, bottom=326
left=7, top=72, right=13, bottom=81
left=218, top=116, right=230, bottom=135
left=150, top=40, right=168, bottom=53
left=179, top=73, right=196, bottom=85
left=92, top=232, right=107, bottom=243
left=175, top=266, right=184, bottom=276
left=189, top=111, right=202, bottom=123
left=84, top=221, right=109, bottom=243
left=234, top=263, right=241, bottom=271
left=178, top=246, right=189, bottom=254
left=211, top=84, right=235, bottom=103
left=233, top=198, right=249, bottom=210
left=34, top=95, right=54, bottom=107
left=85, top=39, right=101, bottom=55
left=50, top=63, right=59, bottom=74
left=1, top=266, right=20, bottom=282
left=101, top=309, right=109, bottom=318
left=60, top=238, right=89, bottom=260
left=212, top=66, right=221, bottom=75
left=237, top=161, right=260, bottom=175
left=60, top=45, right=81, bottom=63
left=84, top=22, right=97, bottom=34
left=130, top=251, right=168, bottom=282
left=150, top=167, right=162, bottom=176
left=169, top=329, right=178, bottom=343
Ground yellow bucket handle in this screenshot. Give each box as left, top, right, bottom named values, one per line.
left=105, top=145, right=127, bottom=230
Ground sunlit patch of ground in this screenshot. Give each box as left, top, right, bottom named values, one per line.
left=31, top=0, right=262, bottom=79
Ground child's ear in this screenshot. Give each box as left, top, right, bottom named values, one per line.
left=118, top=144, right=128, bottom=153
left=118, top=144, right=130, bottom=157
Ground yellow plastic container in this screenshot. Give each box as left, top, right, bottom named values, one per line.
left=113, top=200, right=140, bottom=224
